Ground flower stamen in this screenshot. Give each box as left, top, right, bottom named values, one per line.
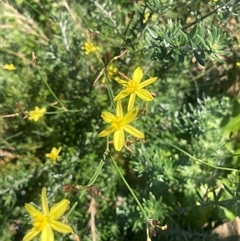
left=33, top=214, right=48, bottom=230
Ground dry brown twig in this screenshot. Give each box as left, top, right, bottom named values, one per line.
left=2, top=2, right=48, bottom=44
left=88, top=196, right=98, bottom=241
left=93, top=50, right=128, bottom=86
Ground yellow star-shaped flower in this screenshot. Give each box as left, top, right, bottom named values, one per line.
left=28, top=107, right=46, bottom=122
left=3, top=63, right=16, bottom=70
left=114, top=67, right=158, bottom=111
left=98, top=100, right=144, bottom=151
left=45, top=147, right=62, bottom=163
left=81, top=42, right=99, bottom=55
left=23, top=187, right=72, bottom=241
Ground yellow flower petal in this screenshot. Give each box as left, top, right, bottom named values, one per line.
left=114, top=90, right=130, bottom=101
left=40, top=225, right=54, bottom=241
left=132, top=67, right=143, bottom=83
left=3, top=63, right=16, bottom=70
left=114, top=78, right=128, bottom=86
left=99, top=100, right=144, bottom=151
left=122, top=107, right=138, bottom=124
left=98, top=126, right=115, bottom=137
left=23, top=227, right=40, bottom=241
left=143, top=12, right=150, bottom=24
left=57, top=147, right=62, bottom=154
left=101, top=112, right=116, bottom=123
left=116, top=100, right=123, bottom=117
left=41, top=188, right=49, bottom=215
left=24, top=187, right=72, bottom=241
left=28, top=107, right=46, bottom=122
left=114, top=67, right=157, bottom=109
left=127, top=93, right=136, bottom=111
left=139, top=77, right=158, bottom=88
left=123, top=124, right=144, bottom=138
left=50, top=220, right=73, bottom=233
left=114, top=129, right=124, bottom=151
left=45, top=147, right=62, bottom=163
left=49, top=199, right=70, bottom=220
left=25, top=204, right=43, bottom=218
left=136, top=89, right=153, bottom=101
left=82, top=42, right=99, bottom=55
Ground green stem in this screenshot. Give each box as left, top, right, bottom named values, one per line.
left=66, top=158, right=105, bottom=218
left=66, top=201, right=78, bottom=219
left=122, top=16, right=134, bottom=44
left=145, top=130, right=237, bottom=172
left=103, top=68, right=116, bottom=152
left=110, top=155, right=148, bottom=220
left=182, top=6, right=220, bottom=30
left=37, top=69, right=66, bottom=110
left=86, top=159, right=105, bottom=187
left=104, top=68, right=115, bottom=110
left=167, top=142, right=237, bottom=172
left=45, top=110, right=81, bottom=114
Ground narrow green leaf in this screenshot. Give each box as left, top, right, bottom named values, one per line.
left=218, top=206, right=236, bottom=220
left=193, top=51, right=205, bottom=66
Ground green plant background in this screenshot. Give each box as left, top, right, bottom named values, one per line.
left=1, top=0, right=240, bottom=240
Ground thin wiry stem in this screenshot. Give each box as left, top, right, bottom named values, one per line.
left=111, top=155, right=148, bottom=220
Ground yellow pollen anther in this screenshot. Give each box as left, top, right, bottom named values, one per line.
left=127, top=81, right=137, bottom=93
left=112, top=117, right=124, bottom=130
left=33, top=214, right=48, bottom=230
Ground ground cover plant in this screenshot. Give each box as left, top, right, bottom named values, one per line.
left=1, top=0, right=240, bottom=240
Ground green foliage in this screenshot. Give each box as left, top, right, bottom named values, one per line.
left=147, top=20, right=229, bottom=66
left=146, top=0, right=238, bottom=66
left=1, top=0, right=240, bottom=241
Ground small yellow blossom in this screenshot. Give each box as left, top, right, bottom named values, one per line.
left=236, top=61, right=240, bottom=68
left=98, top=100, right=144, bottom=151
left=28, top=107, right=46, bottom=122
left=102, top=64, right=118, bottom=83
left=23, top=187, right=72, bottom=241
left=114, top=67, right=158, bottom=111
left=143, top=12, right=150, bottom=24
left=81, top=42, right=99, bottom=55
left=3, top=63, right=16, bottom=70
left=45, top=147, right=62, bottom=163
